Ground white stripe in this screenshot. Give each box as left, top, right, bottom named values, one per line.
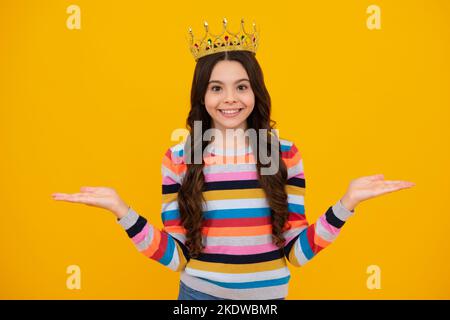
left=180, top=271, right=288, bottom=300
left=283, top=225, right=307, bottom=240
left=315, top=217, right=337, bottom=242
left=279, top=138, right=293, bottom=148
left=184, top=266, right=291, bottom=283
left=288, top=159, right=303, bottom=179
left=170, top=232, right=187, bottom=244
left=293, top=238, right=310, bottom=266
left=170, top=141, right=185, bottom=153
left=163, top=200, right=179, bottom=212
left=203, top=234, right=272, bottom=246
left=167, top=245, right=181, bottom=271
left=287, top=194, right=304, bottom=205
left=202, top=198, right=269, bottom=211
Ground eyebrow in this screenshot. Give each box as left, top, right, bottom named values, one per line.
left=208, top=78, right=250, bottom=84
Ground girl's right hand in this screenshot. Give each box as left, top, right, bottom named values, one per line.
left=51, top=187, right=130, bottom=219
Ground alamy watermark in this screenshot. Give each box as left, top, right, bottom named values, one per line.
left=170, top=121, right=281, bottom=176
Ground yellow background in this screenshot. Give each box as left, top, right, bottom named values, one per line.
left=1, top=0, right=449, bottom=299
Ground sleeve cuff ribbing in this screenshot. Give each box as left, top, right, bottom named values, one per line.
left=117, top=206, right=139, bottom=230
left=331, top=199, right=355, bottom=222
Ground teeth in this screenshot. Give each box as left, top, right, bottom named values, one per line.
left=220, top=109, right=241, bottom=114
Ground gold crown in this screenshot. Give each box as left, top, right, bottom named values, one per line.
left=187, top=18, right=259, bottom=61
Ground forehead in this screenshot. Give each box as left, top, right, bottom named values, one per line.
left=209, top=60, right=249, bottom=82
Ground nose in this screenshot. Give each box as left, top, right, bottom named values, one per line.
left=224, top=90, right=238, bottom=105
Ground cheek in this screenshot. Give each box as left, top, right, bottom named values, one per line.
left=203, top=93, right=214, bottom=112
left=204, top=105, right=215, bottom=117
left=204, top=93, right=220, bottom=108
left=242, top=93, right=255, bottom=111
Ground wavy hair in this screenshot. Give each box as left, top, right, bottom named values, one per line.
left=177, top=50, right=289, bottom=258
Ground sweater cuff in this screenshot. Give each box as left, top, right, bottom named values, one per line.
left=117, top=206, right=139, bottom=230
left=331, top=199, right=355, bottom=222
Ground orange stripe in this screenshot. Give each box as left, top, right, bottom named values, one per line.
left=286, top=219, right=309, bottom=229
left=164, top=226, right=187, bottom=235
left=142, top=228, right=161, bottom=258
left=162, top=155, right=186, bottom=175
left=314, top=233, right=331, bottom=248
left=283, top=151, right=301, bottom=169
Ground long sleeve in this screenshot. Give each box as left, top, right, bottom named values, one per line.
left=116, top=146, right=190, bottom=272
left=281, top=142, right=355, bottom=267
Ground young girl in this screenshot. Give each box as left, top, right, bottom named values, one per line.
left=52, top=18, right=415, bottom=300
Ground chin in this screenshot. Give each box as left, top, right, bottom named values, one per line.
left=219, top=120, right=247, bottom=130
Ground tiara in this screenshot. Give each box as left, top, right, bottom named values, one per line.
left=187, top=18, right=259, bottom=61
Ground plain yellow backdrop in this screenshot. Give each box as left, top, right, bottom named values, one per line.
left=1, top=0, right=449, bottom=299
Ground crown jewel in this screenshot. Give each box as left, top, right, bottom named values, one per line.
left=188, top=18, right=259, bottom=61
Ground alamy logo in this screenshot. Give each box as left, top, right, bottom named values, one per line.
left=66, top=4, right=81, bottom=30
left=171, top=122, right=281, bottom=175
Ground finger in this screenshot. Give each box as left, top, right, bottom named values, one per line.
left=80, top=186, right=97, bottom=193
left=52, top=192, right=70, bottom=198
left=52, top=193, right=95, bottom=204
left=383, top=180, right=415, bottom=187
left=52, top=191, right=92, bottom=198
left=378, top=183, right=414, bottom=194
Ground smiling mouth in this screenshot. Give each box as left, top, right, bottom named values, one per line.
left=218, top=108, right=244, bottom=116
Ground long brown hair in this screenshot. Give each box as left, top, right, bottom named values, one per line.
left=177, top=50, right=289, bottom=258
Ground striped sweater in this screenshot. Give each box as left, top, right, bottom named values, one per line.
left=117, top=138, right=355, bottom=300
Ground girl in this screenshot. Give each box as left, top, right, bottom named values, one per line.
left=52, top=20, right=415, bottom=300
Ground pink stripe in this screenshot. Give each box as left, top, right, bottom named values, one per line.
left=204, top=171, right=257, bottom=182
left=132, top=223, right=149, bottom=245
left=291, top=172, right=305, bottom=179
left=319, top=215, right=341, bottom=236
left=203, top=242, right=280, bottom=255
left=162, top=176, right=178, bottom=184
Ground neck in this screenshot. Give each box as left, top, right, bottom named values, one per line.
left=210, top=123, right=249, bottom=150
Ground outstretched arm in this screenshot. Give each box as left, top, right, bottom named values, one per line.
left=116, top=147, right=190, bottom=272
left=281, top=142, right=415, bottom=267
left=52, top=146, right=190, bottom=272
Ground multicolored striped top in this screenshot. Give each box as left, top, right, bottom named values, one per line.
left=117, top=138, right=355, bottom=300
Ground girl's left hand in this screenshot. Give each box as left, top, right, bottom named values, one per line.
left=340, top=174, right=416, bottom=211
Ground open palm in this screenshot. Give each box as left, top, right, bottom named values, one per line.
left=52, top=186, right=128, bottom=217
left=347, top=174, right=415, bottom=204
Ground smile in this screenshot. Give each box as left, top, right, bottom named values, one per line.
left=218, top=108, right=243, bottom=118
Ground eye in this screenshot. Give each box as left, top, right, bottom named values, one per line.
left=238, top=84, right=248, bottom=91
left=211, top=86, right=221, bottom=92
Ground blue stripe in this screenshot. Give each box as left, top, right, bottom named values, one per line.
left=174, top=149, right=183, bottom=157
left=288, top=203, right=304, bottom=215
left=202, top=275, right=291, bottom=289
left=299, top=229, right=314, bottom=260
left=280, top=144, right=291, bottom=152
left=159, top=235, right=175, bottom=266
left=203, top=207, right=271, bottom=220
left=162, top=209, right=180, bottom=222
